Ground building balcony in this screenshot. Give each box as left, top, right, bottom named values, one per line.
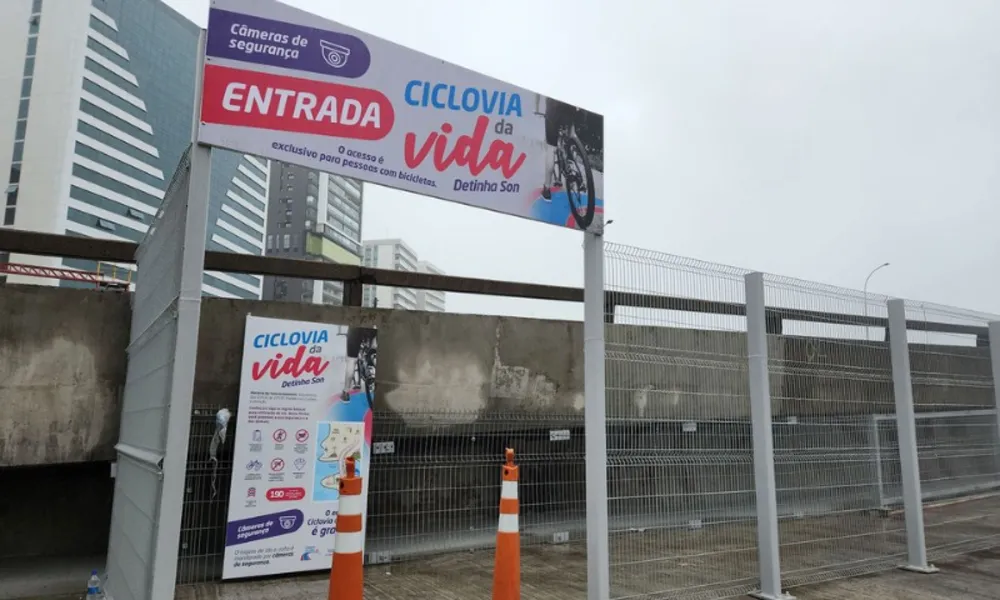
left=305, top=226, right=362, bottom=265
left=308, top=223, right=362, bottom=259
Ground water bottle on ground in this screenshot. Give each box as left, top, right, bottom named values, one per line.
left=86, top=570, right=102, bottom=600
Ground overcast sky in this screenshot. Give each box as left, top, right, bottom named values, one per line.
left=167, top=0, right=1000, bottom=320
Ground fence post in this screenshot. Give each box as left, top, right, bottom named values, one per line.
left=988, top=322, right=1000, bottom=465
left=745, top=272, right=793, bottom=600
left=871, top=415, right=887, bottom=510
left=886, top=298, right=938, bottom=574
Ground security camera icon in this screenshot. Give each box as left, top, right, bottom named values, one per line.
left=319, top=40, right=351, bottom=69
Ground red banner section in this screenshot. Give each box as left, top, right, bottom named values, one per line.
left=266, top=487, right=307, bottom=502
left=200, top=64, right=394, bottom=141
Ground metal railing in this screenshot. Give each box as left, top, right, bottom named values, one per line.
left=169, top=242, right=1000, bottom=599
left=604, top=244, right=760, bottom=600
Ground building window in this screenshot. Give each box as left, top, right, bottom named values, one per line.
left=283, top=234, right=291, bottom=249
left=6, top=185, right=19, bottom=209
left=126, top=208, right=145, bottom=221
left=285, top=209, right=292, bottom=218
left=96, top=218, right=117, bottom=231
left=304, top=220, right=312, bottom=230
left=8, top=21, right=39, bottom=213
left=266, top=235, right=273, bottom=250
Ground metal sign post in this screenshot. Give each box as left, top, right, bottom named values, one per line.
left=583, top=229, right=611, bottom=600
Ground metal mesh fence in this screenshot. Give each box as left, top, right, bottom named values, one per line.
left=172, top=241, right=1000, bottom=598
left=365, top=411, right=586, bottom=564
left=177, top=407, right=234, bottom=584
left=763, top=275, right=907, bottom=588
left=902, top=302, right=1000, bottom=561
left=605, top=244, right=759, bottom=600
left=177, top=405, right=589, bottom=584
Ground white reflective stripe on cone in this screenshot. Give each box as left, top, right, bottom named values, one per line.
left=498, top=513, right=519, bottom=533
left=339, top=493, right=364, bottom=516
left=501, top=480, right=518, bottom=499
left=334, top=530, right=364, bottom=554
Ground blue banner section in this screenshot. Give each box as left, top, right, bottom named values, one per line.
left=225, top=509, right=305, bottom=547
left=206, top=8, right=371, bottom=79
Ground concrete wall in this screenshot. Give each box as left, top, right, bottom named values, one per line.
left=0, top=286, right=130, bottom=467
left=192, top=298, right=589, bottom=419
left=1, top=286, right=994, bottom=467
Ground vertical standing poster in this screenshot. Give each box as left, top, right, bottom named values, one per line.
left=222, top=315, right=377, bottom=579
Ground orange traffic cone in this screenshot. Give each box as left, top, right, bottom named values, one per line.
left=328, top=456, right=364, bottom=600
left=492, top=448, right=520, bottom=600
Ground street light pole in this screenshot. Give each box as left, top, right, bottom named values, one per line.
left=863, top=262, right=891, bottom=341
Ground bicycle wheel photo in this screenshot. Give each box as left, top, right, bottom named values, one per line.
left=355, top=357, right=371, bottom=410
left=357, top=343, right=376, bottom=410
left=561, top=134, right=596, bottom=230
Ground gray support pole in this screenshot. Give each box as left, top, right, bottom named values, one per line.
left=988, top=322, right=1000, bottom=470
left=886, top=298, right=938, bottom=574
left=583, top=230, right=611, bottom=600
left=150, top=29, right=213, bottom=600
left=745, top=272, right=794, bottom=600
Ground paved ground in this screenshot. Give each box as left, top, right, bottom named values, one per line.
left=11, top=496, right=1000, bottom=600
left=798, top=549, right=1000, bottom=600
left=175, top=496, right=1000, bottom=600
left=0, top=555, right=102, bottom=600
left=173, top=547, right=1000, bottom=600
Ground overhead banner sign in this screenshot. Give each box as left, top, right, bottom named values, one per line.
left=199, top=0, right=605, bottom=231
left=222, top=315, right=377, bottom=580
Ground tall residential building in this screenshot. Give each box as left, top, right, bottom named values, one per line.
left=362, top=239, right=445, bottom=312
left=416, top=260, right=447, bottom=312
left=262, top=162, right=364, bottom=305
left=0, top=0, right=269, bottom=298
